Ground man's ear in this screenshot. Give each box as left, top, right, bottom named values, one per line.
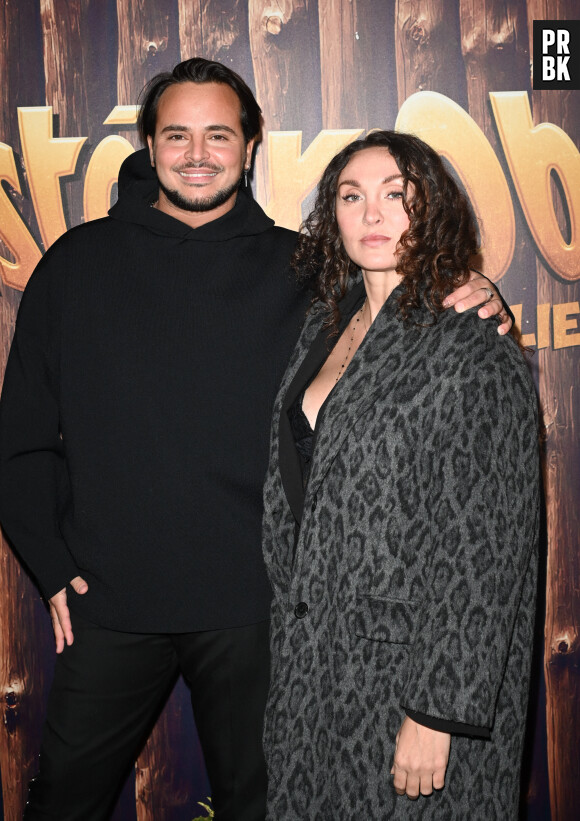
left=244, top=138, right=256, bottom=170
left=147, top=135, right=155, bottom=167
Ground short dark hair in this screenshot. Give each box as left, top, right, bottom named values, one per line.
left=137, top=57, right=262, bottom=146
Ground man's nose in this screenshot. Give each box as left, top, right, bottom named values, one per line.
left=184, top=136, right=209, bottom=162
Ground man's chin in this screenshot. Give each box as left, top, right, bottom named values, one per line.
left=159, top=181, right=239, bottom=213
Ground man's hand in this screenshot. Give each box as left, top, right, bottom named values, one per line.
left=443, top=272, right=512, bottom=336
left=49, top=576, right=88, bottom=653
left=391, top=716, right=451, bottom=799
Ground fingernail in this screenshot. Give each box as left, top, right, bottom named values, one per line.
left=456, top=301, right=464, bottom=312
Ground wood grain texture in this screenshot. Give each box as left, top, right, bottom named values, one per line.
left=40, top=0, right=92, bottom=232
left=395, top=0, right=468, bottom=107
left=526, top=2, right=580, bottom=819
left=0, top=537, right=54, bottom=821
left=318, top=0, right=398, bottom=130
left=459, top=0, right=535, bottom=309
left=134, top=686, right=173, bottom=821
left=248, top=0, right=320, bottom=133
left=0, top=2, right=45, bottom=147
left=41, top=0, right=89, bottom=137
left=248, top=0, right=321, bottom=202
left=0, top=1, right=45, bottom=275
left=116, top=0, right=180, bottom=147
left=177, top=0, right=254, bottom=85
left=459, top=0, right=529, bottom=138
left=0, top=5, right=51, bottom=819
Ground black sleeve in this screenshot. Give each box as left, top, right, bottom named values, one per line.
left=0, top=259, right=79, bottom=598
left=405, top=708, right=491, bottom=739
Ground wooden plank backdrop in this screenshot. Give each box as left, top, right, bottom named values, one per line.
left=525, top=4, right=580, bottom=821
left=0, top=1, right=578, bottom=818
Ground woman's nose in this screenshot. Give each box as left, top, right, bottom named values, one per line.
left=362, top=203, right=383, bottom=225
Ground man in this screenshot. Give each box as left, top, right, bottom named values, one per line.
left=0, top=58, right=509, bottom=821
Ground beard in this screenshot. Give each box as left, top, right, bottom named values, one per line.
left=158, top=171, right=243, bottom=213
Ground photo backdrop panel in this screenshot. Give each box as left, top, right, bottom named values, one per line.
left=0, top=1, right=578, bottom=819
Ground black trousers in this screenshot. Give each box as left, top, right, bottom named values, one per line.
left=24, top=612, right=270, bottom=821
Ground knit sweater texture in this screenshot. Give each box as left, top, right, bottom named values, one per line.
left=0, top=149, right=308, bottom=632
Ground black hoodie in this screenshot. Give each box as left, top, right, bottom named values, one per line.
left=0, top=149, right=308, bottom=632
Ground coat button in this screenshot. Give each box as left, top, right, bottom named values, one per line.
left=294, top=602, right=309, bottom=619
left=311, top=496, right=317, bottom=512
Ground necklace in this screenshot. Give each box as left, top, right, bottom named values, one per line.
left=335, top=299, right=368, bottom=384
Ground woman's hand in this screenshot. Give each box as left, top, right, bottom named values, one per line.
left=443, top=271, right=512, bottom=335
left=391, top=716, right=451, bottom=799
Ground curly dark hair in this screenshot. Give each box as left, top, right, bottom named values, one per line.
left=292, top=130, right=478, bottom=331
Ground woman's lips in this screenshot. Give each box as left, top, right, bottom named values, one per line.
left=361, top=234, right=391, bottom=246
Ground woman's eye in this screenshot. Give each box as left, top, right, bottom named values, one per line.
left=387, top=190, right=404, bottom=200
left=342, top=193, right=361, bottom=202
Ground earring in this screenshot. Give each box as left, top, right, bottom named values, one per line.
left=244, top=168, right=249, bottom=188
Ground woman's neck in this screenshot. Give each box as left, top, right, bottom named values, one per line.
left=362, top=270, right=402, bottom=321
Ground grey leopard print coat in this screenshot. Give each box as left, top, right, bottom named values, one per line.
left=262, top=281, right=539, bottom=820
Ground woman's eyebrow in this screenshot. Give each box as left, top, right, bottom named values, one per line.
left=338, top=173, right=404, bottom=188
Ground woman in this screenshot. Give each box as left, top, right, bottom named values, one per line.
left=261, top=131, right=539, bottom=819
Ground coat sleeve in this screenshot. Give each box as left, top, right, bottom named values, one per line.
left=399, top=317, right=539, bottom=731
left=0, top=256, right=80, bottom=599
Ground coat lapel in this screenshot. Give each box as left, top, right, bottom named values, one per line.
left=305, top=286, right=407, bottom=501
left=275, top=280, right=409, bottom=524
left=277, top=281, right=366, bottom=523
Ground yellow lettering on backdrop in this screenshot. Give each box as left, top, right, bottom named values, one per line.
left=506, top=303, right=555, bottom=349
left=265, top=130, right=364, bottom=230
left=103, top=106, right=140, bottom=126
left=395, top=92, right=515, bottom=283
left=553, top=302, right=580, bottom=348
left=490, top=92, right=579, bottom=281
left=18, top=107, right=86, bottom=250
left=84, top=136, right=134, bottom=222
left=0, top=143, right=42, bottom=291
left=509, top=304, right=537, bottom=347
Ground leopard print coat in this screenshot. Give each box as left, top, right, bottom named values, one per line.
left=262, top=282, right=539, bottom=820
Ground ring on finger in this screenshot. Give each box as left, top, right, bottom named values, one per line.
left=483, top=286, right=494, bottom=302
